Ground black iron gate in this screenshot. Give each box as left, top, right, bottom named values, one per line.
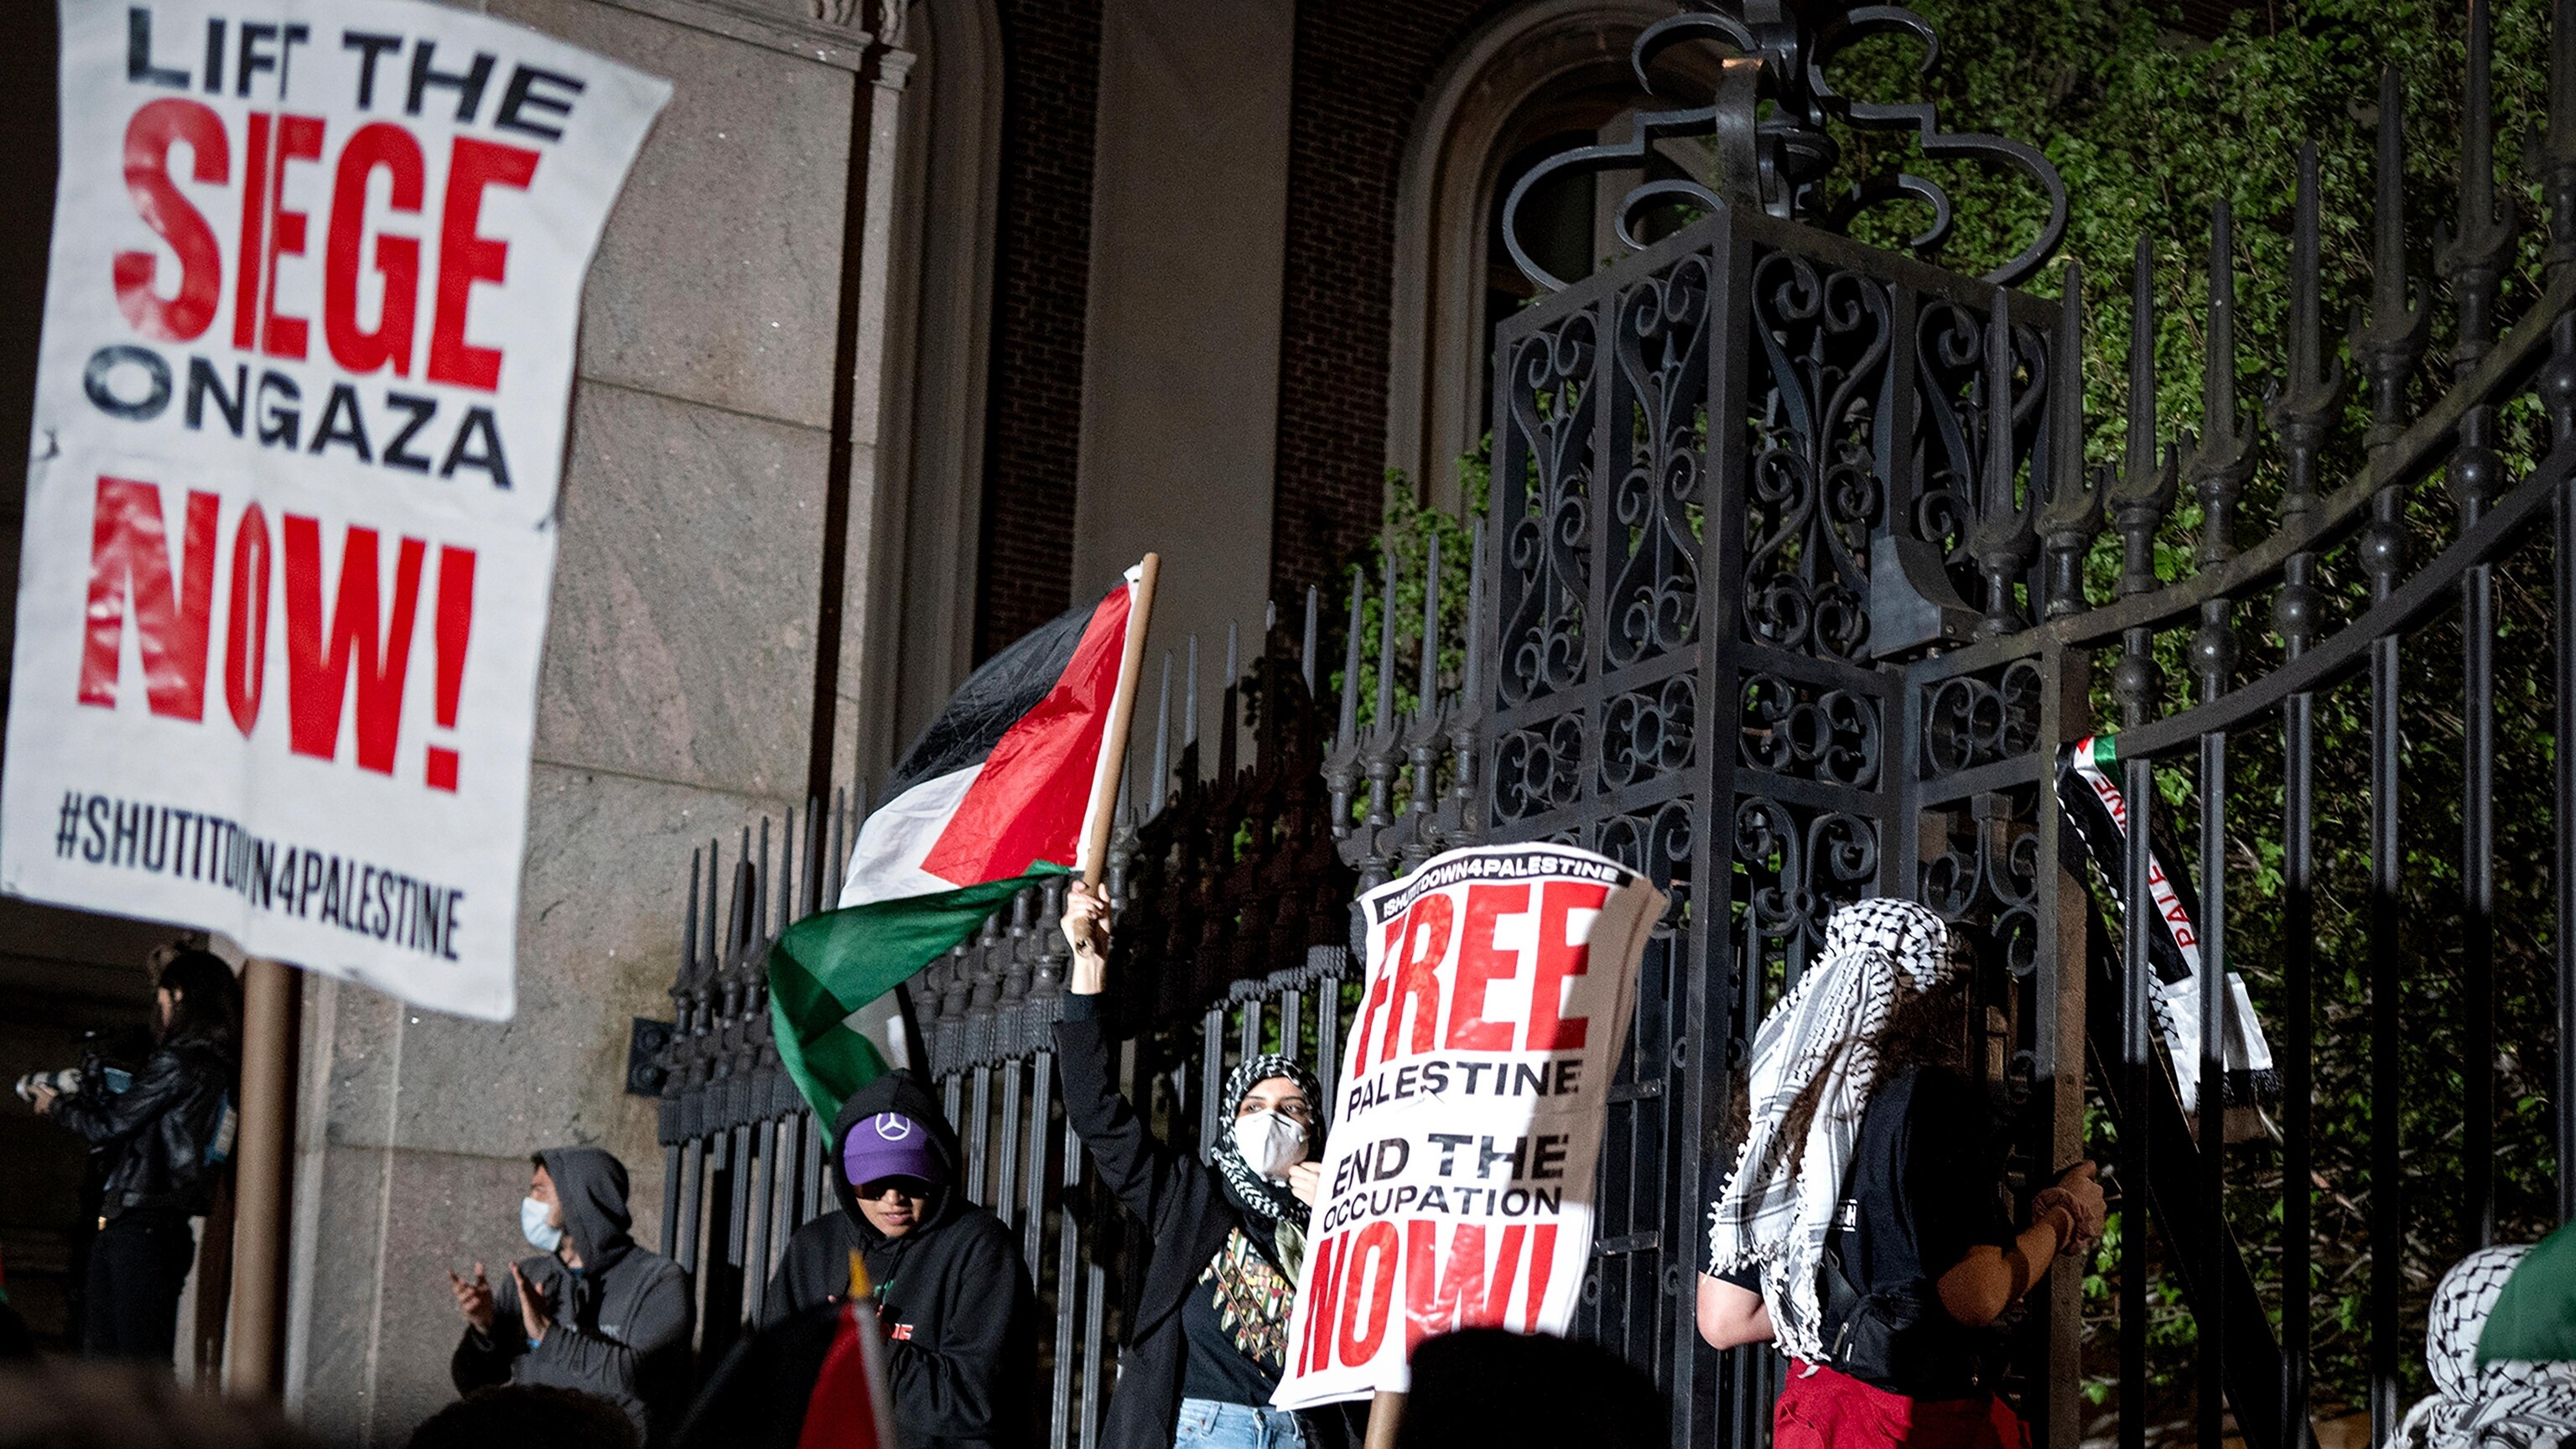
left=650, top=2, right=2576, bottom=1445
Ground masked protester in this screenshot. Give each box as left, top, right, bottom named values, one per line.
left=753, top=1069, right=1036, bottom=1449
left=1057, top=883, right=1359, bottom=1449
left=31, top=946, right=238, bottom=1362
left=1699, top=900, right=2106, bottom=1449
left=448, top=1148, right=694, bottom=1446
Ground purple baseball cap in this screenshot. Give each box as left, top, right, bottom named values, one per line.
left=843, top=1110, right=948, bottom=1188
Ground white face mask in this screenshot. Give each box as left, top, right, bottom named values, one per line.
left=521, top=1196, right=564, bottom=1253
left=1230, top=1110, right=1306, bottom=1181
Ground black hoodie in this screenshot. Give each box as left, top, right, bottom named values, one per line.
left=453, top=1146, right=696, bottom=1446
left=757, top=1071, right=1037, bottom=1449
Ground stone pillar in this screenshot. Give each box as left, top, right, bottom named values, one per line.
left=833, top=11, right=922, bottom=799
left=278, top=2, right=874, bottom=1441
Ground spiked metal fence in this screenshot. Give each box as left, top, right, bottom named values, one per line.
left=648, top=2, right=2576, bottom=1446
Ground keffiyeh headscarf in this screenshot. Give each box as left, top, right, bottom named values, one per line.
left=2397, top=1247, right=2576, bottom=1449
left=1202, top=1052, right=1322, bottom=1368
left=1707, top=898, right=1953, bottom=1366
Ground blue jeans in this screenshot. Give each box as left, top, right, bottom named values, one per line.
left=1173, top=1398, right=1306, bottom=1449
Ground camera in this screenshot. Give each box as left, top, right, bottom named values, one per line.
left=13, top=1067, right=81, bottom=1104
left=13, top=1043, right=137, bottom=1106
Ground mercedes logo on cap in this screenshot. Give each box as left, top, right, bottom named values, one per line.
left=871, top=1112, right=913, bottom=1140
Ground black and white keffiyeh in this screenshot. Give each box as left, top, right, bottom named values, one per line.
left=1706, top=897, right=1953, bottom=1366
left=1214, top=1053, right=1322, bottom=1225
left=2398, top=1247, right=2576, bottom=1449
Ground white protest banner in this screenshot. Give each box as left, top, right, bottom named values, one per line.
left=0, top=0, right=670, bottom=1019
left=1272, top=844, right=1666, bottom=1409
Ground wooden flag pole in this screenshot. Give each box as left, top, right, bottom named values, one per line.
left=226, top=956, right=299, bottom=1396
left=1364, top=1389, right=1406, bottom=1449
left=1078, top=553, right=1160, bottom=890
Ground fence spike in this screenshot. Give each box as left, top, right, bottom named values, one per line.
left=1185, top=635, right=1200, bottom=749
left=2445, top=0, right=2511, bottom=291
left=1153, top=652, right=1173, bottom=812
left=779, top=804, right=797, bottom=933
left=2187, top=198, right=2254, bottom=696
left=1970, top=293, right=2034, bottom=635
left=2441, top=0, right=2516, bottom=520
left=1375, top=552, right=1399, bottom=730
left=682, top=845, right=702, bottom=990
left=2550, top=0, right=2576, bottom=283
left=830, top=785, right=848, bottom=906
left=735, top=827, right=751, bottom=954
left=704, top=838, right=719, bottom=977
left=1337, top=568, right=1364, bottom=750
left=756, top=816, right=772, bottom=943
left=1301, top=585, right=1321, bottom=697
left=1419, top=530, right=1442, bottom=704
left=1220, top=622, right=1241, bottom=781
left=1462, top=520, right=1484, bottom=705
left=805, top=797, right=824, bottom=918
left=2038, top=262, right=2101, bottom=619
left=2354, top=66, right=2429, bottom=453
left=2188, top=198, right=2255, bottom=574
left=2108, top=236, right=2178, bottom=604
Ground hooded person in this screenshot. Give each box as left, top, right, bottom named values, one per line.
left=448, top=1147, right=695, bottom=1446
left=2396, top=1246, right=2576, bottom=1449
left=749, top=1068, right=1037, bottom=1449
left=1057, top=883, right=1363, bottom=1449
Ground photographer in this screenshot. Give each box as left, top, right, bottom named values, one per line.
left=26, top=947, right=239, bottom=1363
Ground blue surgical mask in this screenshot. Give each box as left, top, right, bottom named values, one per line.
left=521, top=1196, right=564, bottom=1253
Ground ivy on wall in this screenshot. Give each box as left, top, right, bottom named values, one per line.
left=1826, top=0, right=2564, bottom=1423
left=1344, top=0, right=2563, bottom=1424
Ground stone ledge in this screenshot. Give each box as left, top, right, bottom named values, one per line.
left=575, top=0, right=875, bottom=69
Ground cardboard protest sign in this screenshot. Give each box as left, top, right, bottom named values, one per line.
left=1272, top=844, right=1666, bottom=1409
left=0, top=0, right=669, bottom=1019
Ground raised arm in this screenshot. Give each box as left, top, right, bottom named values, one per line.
left=1053, top=883, right=1194, bottom=1231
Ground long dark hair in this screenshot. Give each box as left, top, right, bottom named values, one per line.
left=1721, top=969, right=1977, bottom=1161
left=1863, top=969, right=1975, bottom=1078
left=154, top=947, right=241, bottom=1056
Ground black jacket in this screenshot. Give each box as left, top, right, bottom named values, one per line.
left=1055, top=995, right=1358, bottom=1449
left=49, top=1028, right=233, bottom=1220
left=756, top=1071, right=1038, bottom=1449
left=453, top=1147, right=696, bottom=1446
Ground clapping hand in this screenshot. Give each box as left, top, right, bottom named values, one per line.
left=447, top=1262, right=495, bottom=1334
left=512, top=1263, right=553, bottom=1345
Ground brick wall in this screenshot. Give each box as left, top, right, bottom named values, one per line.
left=1269, top=0, right=1498, bottom=601
left=975, top=0, right=1104, bottom=659
left=976, top=0, right=1507, bottom=635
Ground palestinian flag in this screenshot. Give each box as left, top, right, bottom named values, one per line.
left=770, top=563, right=1151, bottom=1123
left=797, top=1254, right=901, bottom=1449
left=679, top=1249, right=900, bottom=1448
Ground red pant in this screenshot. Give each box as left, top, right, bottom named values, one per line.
left=1774, top=1361, right=2030, bottom=1449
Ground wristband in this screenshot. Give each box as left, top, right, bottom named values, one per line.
left=2038, top=1205, right=2074, bottom=1252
